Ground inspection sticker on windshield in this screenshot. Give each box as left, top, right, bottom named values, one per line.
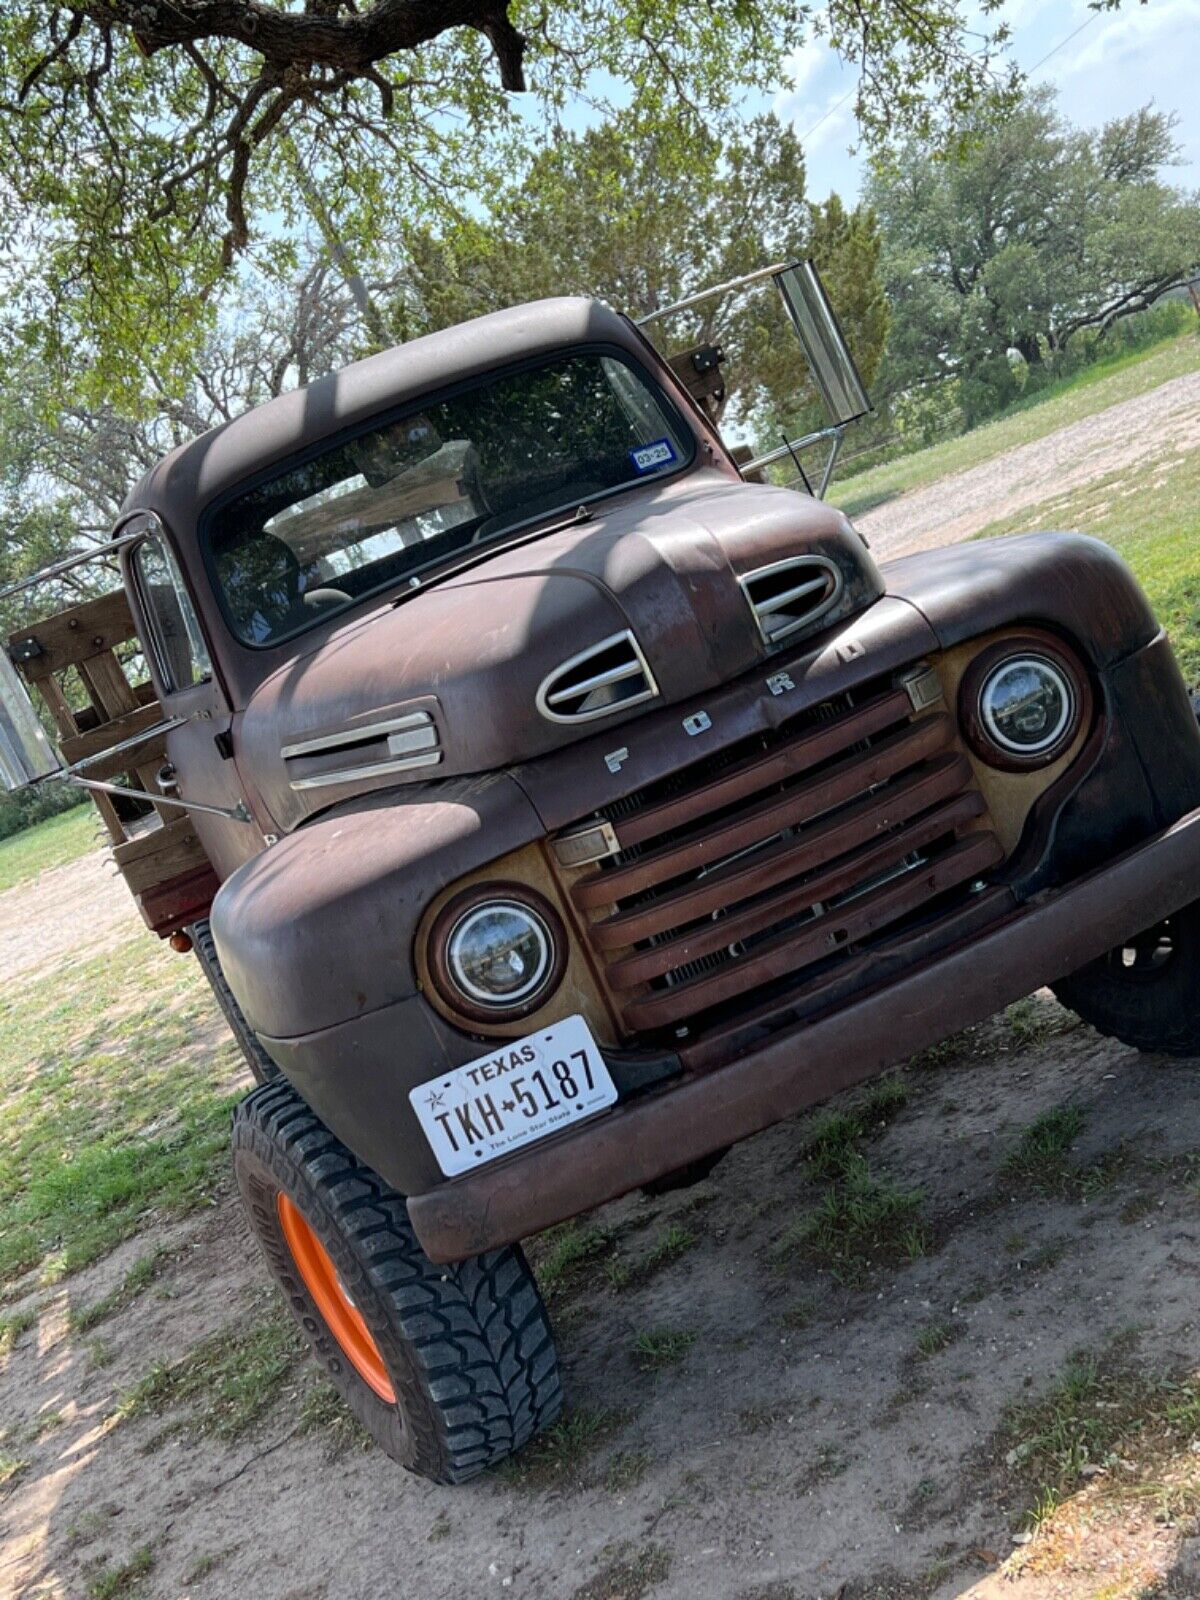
left=410, top=1015, right=617, bottom=1177
left=630, top=437, right=676, bottom=473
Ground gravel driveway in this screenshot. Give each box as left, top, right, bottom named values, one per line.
left=857, top=366, right=1200, bottom=560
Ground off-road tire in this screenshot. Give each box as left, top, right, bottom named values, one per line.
left=191, top=918, right=279, bottom=1083
left=231, top=1079, right=562, bottom=1481
left=1051, top=899, right=1200, bottom=1058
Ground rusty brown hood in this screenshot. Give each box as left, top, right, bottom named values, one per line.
left=236, top=468, right=882, bottom=831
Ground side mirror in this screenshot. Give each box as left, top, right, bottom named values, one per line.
left=0, top=649, right=62, bottom=791
left=774, top=261, right=871, bottom=428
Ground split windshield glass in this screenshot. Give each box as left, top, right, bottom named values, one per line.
left=206, top=350, right=690, bottom=646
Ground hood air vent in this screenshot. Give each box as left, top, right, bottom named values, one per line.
left=536, top=631, right=658, bottom=724
left=282, top=710, right=441, bottom=791
left=740, top=555, right=842, bottom=649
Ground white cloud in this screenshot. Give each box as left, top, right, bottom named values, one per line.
left=781, top=39, right=835, bottom=97
left=1065, top=0, right=1200, bottom=73
left=762, top=0, right=1200, bottom=203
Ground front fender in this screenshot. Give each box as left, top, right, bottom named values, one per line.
left=883, top=532, right=1158, bottom=669
left=210, top=771, right=544, bottom=1038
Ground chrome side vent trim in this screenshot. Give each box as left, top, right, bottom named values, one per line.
left=284, top=709, right=442, bottom=790
left=282, top=710, right=434, bottom=760
left=536, top=631, right=658, bottom=724
left=739, top=555, right=842, bottom=649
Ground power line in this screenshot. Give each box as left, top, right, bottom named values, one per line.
left=799, top=86, right=855, bottom=144
left=1026, top=10, right=1102, bottom=75
left=797, top=7, right=1103, bottom=149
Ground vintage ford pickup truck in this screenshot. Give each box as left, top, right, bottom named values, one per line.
left=3, top=285, right=1199, bottom=1483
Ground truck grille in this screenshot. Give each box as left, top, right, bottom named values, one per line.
left=568, top=676, right=1003, bottom=1037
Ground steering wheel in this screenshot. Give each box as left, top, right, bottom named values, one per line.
left=302, top=586, right=353, bottom=608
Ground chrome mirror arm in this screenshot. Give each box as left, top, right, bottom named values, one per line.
left=0, top=528, right=148, bottom=604
left=61, top=773, right=253, bottom=825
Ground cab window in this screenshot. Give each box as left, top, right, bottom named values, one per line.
left=133, top=533, right=212, bottom=691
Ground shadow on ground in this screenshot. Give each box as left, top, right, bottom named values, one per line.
left=4, top=992, right=1200, bottom=1600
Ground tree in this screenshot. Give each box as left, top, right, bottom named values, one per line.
left=867, top=88, right=1200, bottom=422
left=390, top=114, right=887, bottom=441
left=0, top=0, right=1032, bottom=405
left=0, top=256, right=369, bottom=623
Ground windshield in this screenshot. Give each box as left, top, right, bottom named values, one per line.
left=206, top=350, right=690, bottom=646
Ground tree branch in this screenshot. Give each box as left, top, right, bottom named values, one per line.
left=70, top=0, right=528, bottom=89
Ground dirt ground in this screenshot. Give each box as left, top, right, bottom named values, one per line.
left=0, top=847, right=142, bottom=986
left=4, top=378, right=1200, bottom=1600
left=855, top=366, right=1200, bottom=561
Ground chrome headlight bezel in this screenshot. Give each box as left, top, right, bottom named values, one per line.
left=980, top=655, right=1075, bottom=755
left=960, top=635, right=1089, bottom=771
left=427, top=883, right=567, bottom=1024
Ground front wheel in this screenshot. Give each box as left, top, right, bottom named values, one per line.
left=192, top=918, right=279, bottom=1084
left=1051, top=900, right=1200, bottom=1058
left=232, top=1081, right=562, bottom=1481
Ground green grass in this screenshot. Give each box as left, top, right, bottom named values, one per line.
left=572, top=1542, right=671, bottom=1600
left=913, top=1318, right=960, bottom=1361
left=829, top=331, right=1200, bottom=520
left=800, top=1074, right=909, bottom=1182
left=604, top=1448, right=651, bottom=1492
left=0, top=1305, right=36, bottom=1354
left=1000, top=1106, right=1085, bottom=1194
left=500, top=1406, right=625, bottom=1492
left=967, top=438, right=1200, bottom=689
left=69, top=1248, right=172, bottom=1334
left=116, top=1302, right=301, bottom=1443
left=87, top=1546, right=154, bottom=1599
left=528, top=1221, right=616, bottom=1301
left=999, top=1343, right=1200, bottom=1531
left=1000, top=1106, right=1129, bottom=1200
left=775, top=1152, right=929, bottom=1283
left=1003, top=997, right=1080, bottom=1052
left=0, top=940, right=242, bottom=1288
left=775, top=1080, right=927, bottom=1283
left=530, top=1216, right=698, bottom=1300
left=297, top=1381, right=374, bottom=1455
left=630, top=1327, right=695, bottom=1372
left=603, top=1221, right=697, bottom=1293
left=0, top=806, right=100, bottom=895
left=22, top=1408, right=64, bottom=1443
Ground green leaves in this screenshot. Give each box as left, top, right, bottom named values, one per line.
left=0, top=2, right=1051, bottom=410
left=384, top=111, right=887, bottom=448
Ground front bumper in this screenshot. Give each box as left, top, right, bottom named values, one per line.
left=408, top=802, right=1200, bottom=1264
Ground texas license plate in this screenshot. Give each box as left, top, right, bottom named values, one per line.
left=409, top=1014, right=617, bottom=1178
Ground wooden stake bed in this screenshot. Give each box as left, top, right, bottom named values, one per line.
left=8, top=589, right=218, bottom=937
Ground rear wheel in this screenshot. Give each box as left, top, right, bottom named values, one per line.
left=1051, top=900, right=1200, bottom=1058
left=232, top=1080, right=562, bottom=1481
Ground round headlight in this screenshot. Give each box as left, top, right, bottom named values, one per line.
left=448, top=901, right=553, bottom=1006
left=427, top=886, right=567, bottom=1023
left=980, top=656, right=1074, bottom=755
left=959, top=637, right=1087, bottom=770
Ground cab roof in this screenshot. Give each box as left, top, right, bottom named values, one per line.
left=121, top=296, right=644, bottom=540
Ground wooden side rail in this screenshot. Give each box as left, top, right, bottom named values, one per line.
left=8, top=588, right=217, bottom=936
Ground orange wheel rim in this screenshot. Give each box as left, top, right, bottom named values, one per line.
left=276, top=1192, right=396, bottom=1404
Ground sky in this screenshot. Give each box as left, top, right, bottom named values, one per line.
left=770, top=0, right=1200, bottom=204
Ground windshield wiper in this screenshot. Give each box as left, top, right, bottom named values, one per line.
left=388, top=503, right=594, bottom=607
